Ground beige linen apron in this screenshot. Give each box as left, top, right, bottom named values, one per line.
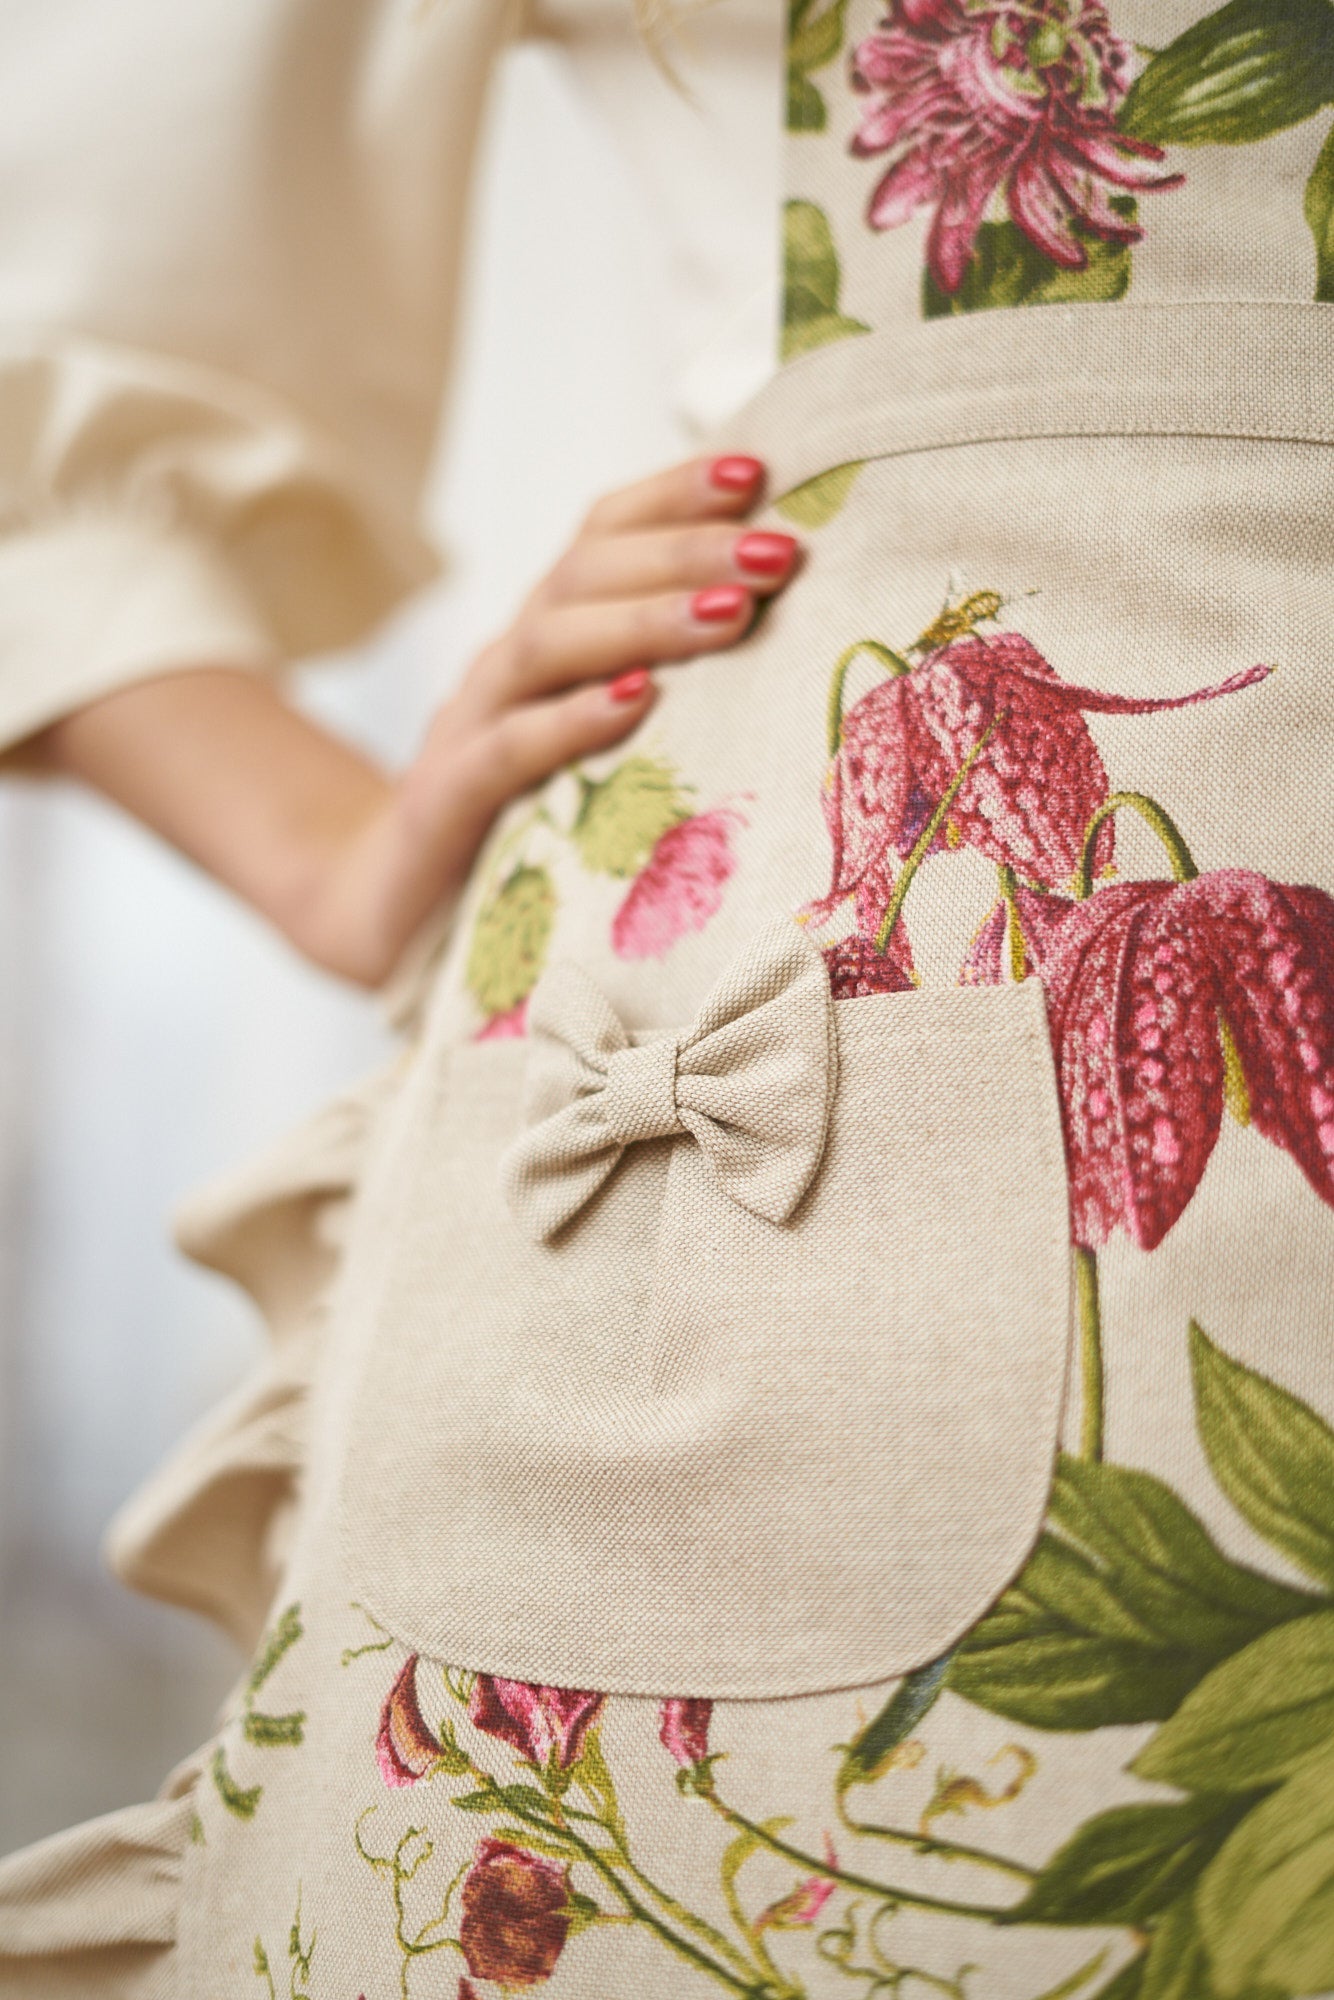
left=9, top=4, right=1334, bottom=1995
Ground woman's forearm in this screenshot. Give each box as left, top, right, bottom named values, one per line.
left=30, top=668, right=399, bottom=974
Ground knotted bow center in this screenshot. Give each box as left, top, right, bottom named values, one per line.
left=500, top=917, right=838, bottom=1243
left=599, top=1037, right=683, bottom=1148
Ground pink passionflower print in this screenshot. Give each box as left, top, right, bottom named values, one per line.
left=988, top=872, right=1334, bottom=1250
left=468, top=1676, right=604, bottom=1771
left=476, top=997, right=529, bottom=1040
left=850, top=0, right=1182, bottom=294
left=817, top=635, right=1267, bottom=910
left=459, top=1839, right=572, bottom=1988
left=376, top=1656, right=443, bottom=1788
left=611, top=807, right=745, bottom=960
left=756, top=1837, right=840, bottom=1930
left=658, top=1697, right=713, bottom=1767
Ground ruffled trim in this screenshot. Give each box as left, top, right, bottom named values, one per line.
left=105, top=1060, right=403, bottom=1651
left=0, top=1752, right=201, bottom=1998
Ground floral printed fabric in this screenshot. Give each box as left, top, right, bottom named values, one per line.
left=118, top=12, right=1334, bottom=2000
left=234, top=1373, right=1334, bottom=2000
left=785, top=0, right=1334, bottom=331
left=205, top=574, right=1334, bottom=2000
left=462, top=755, right=746, bottom=1039
left=849, top=1, right=1181, bottom=297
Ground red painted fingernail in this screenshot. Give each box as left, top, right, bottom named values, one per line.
left=691, top=585, right=750, bottom=624
left=709, top=455, right=763, bottom=493
left=608, top=667, right=651, bottom=703
left=735, top=531, right=798, bottom=577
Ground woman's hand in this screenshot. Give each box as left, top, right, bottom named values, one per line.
left=30, top=454, right=800, bottom=986
left=304, top=453, right=797, bottom=981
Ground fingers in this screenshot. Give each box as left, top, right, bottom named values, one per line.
left=444, top=671, right=660, bottom=825
left=490, top=582, right=759, bottom=704
left=452, top=452, right=799, bottom=723
left=581, top=454, right=765, bottom=534
left=542, top=523, right=799, bottom=607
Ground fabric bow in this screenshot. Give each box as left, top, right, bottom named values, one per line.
left=501, top=918, right=837, bottom=1242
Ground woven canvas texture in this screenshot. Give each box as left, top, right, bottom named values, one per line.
left=331, top=923, right=1069, bottom=1695
left=9, top=0, right=1334, bottom=1994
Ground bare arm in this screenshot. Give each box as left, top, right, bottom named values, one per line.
left=26, top=455, right=798, bottom=986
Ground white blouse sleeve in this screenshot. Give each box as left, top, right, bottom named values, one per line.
left=0, top=0, right=517, bottom=757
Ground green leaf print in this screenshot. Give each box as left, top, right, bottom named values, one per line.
left=774, top=461, right=865, bottom=528
left=211, top=1743, right=262, bottom=1821
left=242, top=1709, right=306, bottom=1748
left=838, top=1653, right=951, bottom=1789
left=949, top=1456, right=1314, bottom=1729
left=1196, top=1736, right=1334, bottom=1994
left=1085, top=1902, right=1279, bottom=2000
left=1133, top=1608, right=1334, bottom=1792
left=1305, top=122, right=1334, bottom=301
left=1088, top=1959, right=1149, bottom=2000
left=782, top=201, right=871, bottom=361
left=1119, top=0, right=1334, bottom=147
left=1135, top=1898, right=1225, bottom=2000
left=246, top=1602, right=303, bottom=1701
left=1002, top=1794, right=1252, bottom=1929
left=1191, top=1321, right=1334, bottom=1589
left=922, top=217, right=1133, bottom=320
left=787, top=0, right=846, bottom=132
left=570, top=757, right=688, bottom=878
left=210, top=1602, right=306, bottom=1825
left=465, top=863, right=556, bottom=1017
left=787, top=72, right=825, bottom=132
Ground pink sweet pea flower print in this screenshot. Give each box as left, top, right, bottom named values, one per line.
left=989, top=871, right=1334, bottom=1250
left=850, top=0, right=1182, bottom=294
left=819, top=635, right=1267, bottom=909
left=459, top=1839, right=572, bottom=1989
left=612, top=807, right=745, bottom=960
left=468, top=1676, right=605, bottom=1771
left=658, top=1696, right=713, bottom=1767
left=376, top=1655, right=443, bottom=1788
left=756, top=1836, right=840, bottom=1930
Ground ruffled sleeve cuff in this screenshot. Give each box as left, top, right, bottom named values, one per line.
left=0, top=337, right=442, bottom=759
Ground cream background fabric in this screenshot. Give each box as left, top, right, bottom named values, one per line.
left=334, top=942, right=1069, bottom=1694
left=504, top=918, right=839, bottom=1239
left=155, top=301, right=1334, bottom=1994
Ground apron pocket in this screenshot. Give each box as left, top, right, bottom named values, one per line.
left=333, top=919, right=1072, bottom=1698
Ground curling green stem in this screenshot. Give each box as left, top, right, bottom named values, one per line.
left=705, top=1795, right=1014, bottom=1926
left=874, top=714, right=1004, bottom=956
left=1074, top=791, right=1199, bottom=901
left=827, top=639, right=910, bottom=754
left=837, top=1794, right=1035, bottom=1883
left=1076, top=1245, right=1104, bottom=1462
